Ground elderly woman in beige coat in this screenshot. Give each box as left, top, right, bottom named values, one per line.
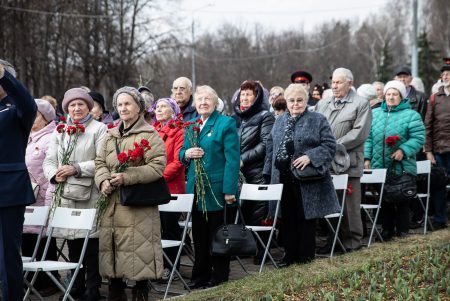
left=95, top=86, right=166, bottom=301
left=43, top=88, right=107, bottom=300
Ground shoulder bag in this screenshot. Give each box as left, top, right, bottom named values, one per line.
left=211, top=203, right=257, bottom=257
left=115, top=139, right=172, bottom=206
left=383, top=160, right=417, bottom=204
left=290, top=155, right=328, bottom=181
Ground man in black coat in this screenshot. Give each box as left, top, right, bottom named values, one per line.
left=393, top=66, right=427, bottom=120
left=0, top=60, right=37, bottom=300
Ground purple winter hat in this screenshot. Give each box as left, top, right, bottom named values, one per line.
left=148, top=98, right=181, bottom=123
left=62, top=88, right=94, bottom=114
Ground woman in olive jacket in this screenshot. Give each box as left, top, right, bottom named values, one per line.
left=95, top=87, right=166, bottom=301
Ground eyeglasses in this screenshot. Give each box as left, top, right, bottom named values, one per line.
left=287, top=98, right=305, bottom=104
left=172, top=86, right=187, bottom=92
left=196, top=96, right=213, bottom=103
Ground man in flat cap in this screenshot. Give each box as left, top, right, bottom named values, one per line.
left=423, top=58, right=450, bottom=230
left=393, top=66, right=427, bottom=120
left=290, top=70, right=317, bottom=106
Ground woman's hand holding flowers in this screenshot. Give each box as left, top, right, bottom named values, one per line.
left=390, top=149, right=404, bottom=161
left=186, top=147, right=204, bottom=159
left=55, top=165, right=77, bottom=182
left=100, top=179, right=114, bottom=195
left=110, top=173, right=125, bottom=187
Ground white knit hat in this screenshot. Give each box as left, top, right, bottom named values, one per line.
left=357, top=84, right=377, bottom=101
left=384, top=80, right=407, bottom=99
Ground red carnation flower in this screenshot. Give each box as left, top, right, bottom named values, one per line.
left=193, top=126, right=200, bottom=133
left=133, top=142, right=140, bottom=149
left=56, top=124, right=65, bottom=133
left=385, top=135, right=401, bottom=147
left=76, top=124, right=85, bottom=133
left=140, top=139, right=150, bottom=149
left=196, top=119, right=203, bottom=125
left=346, top=183, right=353, bottom=196
left=107, top=123, right=115, bottom=129
left=133, top=146, right=144, bottom=158
left=66, top=126, right=77, bottom=135
left=117, top=152, right=129, bottom=164
left=176, top=113, right=184, bottom=120
left=59, top=116, right=66, bottom=122
left=73, top=121, right=80, bottom=125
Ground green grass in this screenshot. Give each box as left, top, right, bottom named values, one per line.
left=172, top=229, right=450, bottom=301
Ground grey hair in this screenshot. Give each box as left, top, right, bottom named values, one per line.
left=173, top=77, right=193, bottom=90
left=333, top=67, right=353, bottom=82
left=193, top=85, right=219, bottom=107
left=372, top=81, right=385, bottom=88
left=0, top=59, right=16, bottom=78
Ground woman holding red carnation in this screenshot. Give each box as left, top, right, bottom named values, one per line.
left=364, top=80, right=425, bottom=240
left=149, top=97, right=186, bottom=281
left=179, top=85, right=240, bottom=288
left=43, top=87, right=107, bottom=300
left=95, top=86, right=166, bottom=300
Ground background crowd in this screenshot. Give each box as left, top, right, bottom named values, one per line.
left=0, top=56, right=449, bottom=301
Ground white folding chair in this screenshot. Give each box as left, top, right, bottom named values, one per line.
left=158, top=194, right=194, bottom=299
left=360, top=169, right=387, bottom=247
left=23, top=208, right=96, bottom=301
left=22, top=206, right=50, bottom=263
left=323, top=174, right=349, bottom=258
left=416, top=160, right=434, bottom=234
left=238, top=183, right=283, bottom=273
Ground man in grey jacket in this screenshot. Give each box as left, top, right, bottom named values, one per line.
left=315, top=67, right=372, bottom=252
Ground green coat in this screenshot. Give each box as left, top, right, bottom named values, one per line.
left=179, top=110, right=240, bottom=212
left=364, top=100, right=425, bottom=176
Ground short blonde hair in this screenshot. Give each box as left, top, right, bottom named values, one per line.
left=284, top=84, right=308, bottom=101
left=193, top=85, right=219, bottom=107
left=40, top=95, right=58, bottom=109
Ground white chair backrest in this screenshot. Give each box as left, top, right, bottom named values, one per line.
left=159, top=194, right=194, bottom=213
left=24, top=206, right=50, bottom=226
left=50, top=208, right=96, bottom=230
left=416, top=160, right=431, bottom=174
left=331, top=174, right=349, bottom=190
left=360, top=169, right=387, bottom=184
left=239, top=184, right=283, bottom=201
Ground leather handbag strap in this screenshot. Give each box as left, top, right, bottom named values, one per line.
left=223, top=202, right=247, bottom=226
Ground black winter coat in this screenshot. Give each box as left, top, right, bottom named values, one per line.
left=407, top=86, right=427, bottom=120
left=233, top=83, right=275, bottom=225
left=233, top=84, right=274, bottom=184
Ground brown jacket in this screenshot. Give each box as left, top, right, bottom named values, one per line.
left=95, top=116, right=166, bottom=281
left=424, top=86, right=450, bottom=154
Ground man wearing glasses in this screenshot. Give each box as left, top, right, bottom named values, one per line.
left=290, top=70, right=317, bottom=106
left=171, top=77, right=199, bottom=121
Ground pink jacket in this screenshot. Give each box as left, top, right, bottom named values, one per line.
left=24, top=122, right=56, bottom=234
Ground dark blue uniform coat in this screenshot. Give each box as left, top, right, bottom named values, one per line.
left=0, top=70, right=36, bottom=301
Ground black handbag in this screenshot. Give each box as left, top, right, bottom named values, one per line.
left=120, top=178, right=172, bottom=206
left=384, top=161, right=417, bottom=203
left=211, top=203, right=257, bottom=257
left=290, top=156, right=328, bottom=181
left=115, top=140, right=173, bottom=207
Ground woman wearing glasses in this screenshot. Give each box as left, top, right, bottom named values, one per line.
left=264, top=84, right=340, bottom=266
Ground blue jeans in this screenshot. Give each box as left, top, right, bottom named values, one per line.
left=432, top=153, right=450, bottom=223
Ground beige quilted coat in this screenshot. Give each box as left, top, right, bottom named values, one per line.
left=95, top=116, right=166, bottom=281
